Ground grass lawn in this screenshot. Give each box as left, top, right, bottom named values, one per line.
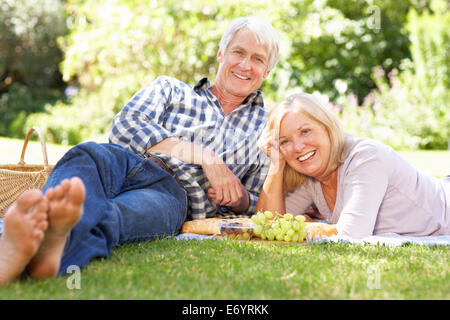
left=0, top=136, right=73, bottom=165
left=1, top=240, right=448, bottom=300
left=399, top=150, right=450, bottom=178
left=0, top=137, right=449, bottom=300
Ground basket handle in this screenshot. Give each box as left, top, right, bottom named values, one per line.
left=19, top=127, right=50, bottom=170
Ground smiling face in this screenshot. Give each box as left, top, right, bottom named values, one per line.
left=214, top=28, right=270, bottom=102
left=278, top=111, right=332, bottom=180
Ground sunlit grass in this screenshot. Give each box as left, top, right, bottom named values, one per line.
left=399, top=150, right=450, bottom=178
left=0, top=239, right=448, bottom=299
left=0, top=136, right=73, bottom=165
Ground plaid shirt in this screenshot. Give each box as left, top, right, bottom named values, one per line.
left=109, top=76, right=270, bottom=220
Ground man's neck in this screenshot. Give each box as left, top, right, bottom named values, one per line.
left=210, top=85, right=246, bottom=115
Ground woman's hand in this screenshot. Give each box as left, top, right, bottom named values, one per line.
left=254, top=128, right=287, bottom=214
left=257, top=128, right=286, bottom=173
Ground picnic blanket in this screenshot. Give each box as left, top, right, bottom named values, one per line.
left=307, top=233, right=450, bottom=247
left=1, top=217, right=448, bottom=247
left=175, top=232, right=450, bottom=247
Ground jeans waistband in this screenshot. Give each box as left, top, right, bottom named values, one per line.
left=144, top=154, right=184, bottom=189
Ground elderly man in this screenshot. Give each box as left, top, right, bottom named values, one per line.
left=110, top=16, right=279, bottom=220
left=0, top=16, right=279, bottom=281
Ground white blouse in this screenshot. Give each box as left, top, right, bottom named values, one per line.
left=285, top=137, right=450, bottom=238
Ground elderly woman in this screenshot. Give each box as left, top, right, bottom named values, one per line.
left=256, top=93, right=450, bottom=238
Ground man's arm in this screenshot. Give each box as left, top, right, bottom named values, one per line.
left=109, top=76, right=175, bottom=156
left=147, top=137, right=211, bottom=166
left=149, top=137, right=249, bottom=211
left=110, top=76, right=252, bottom=212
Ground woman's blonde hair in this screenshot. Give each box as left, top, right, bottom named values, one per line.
left=266, top=93, right=349, bottom=193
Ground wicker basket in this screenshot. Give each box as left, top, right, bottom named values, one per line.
left=0, top=127, right=54, bottom=218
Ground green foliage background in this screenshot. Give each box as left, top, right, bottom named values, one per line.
left=0, top=0, right=67, bottom=137
left=1, top=0, right=449, bottom=149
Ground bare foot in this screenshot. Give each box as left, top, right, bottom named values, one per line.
left=0, top=190, right=48, bottom=286
left=27, top=177, right=85, bottom=278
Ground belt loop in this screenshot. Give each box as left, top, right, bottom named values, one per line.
left=145, top=154, right=184, bottom=189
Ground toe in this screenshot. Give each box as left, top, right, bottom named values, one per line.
left=37, top=220, right=48, bottom=232
left=61, top=179, right=71, bottom=192
left=53, top=185, right=65, bottom=199
left=33, top=227, right=45, bottom=240
left=10, top=190, right=43, bottom=215
left=68, top=177, right=86, bottom=205
left=35, top=211, right=48, bottom=224
left=37, top=199, right=49, bottom=211
left=45, top=187, right=55, bottom=200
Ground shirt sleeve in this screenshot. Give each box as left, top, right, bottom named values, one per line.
left=335, top=145, right=389, bottom=238
left=284, top=181, right=314, bottom=215
left=109, top=76, right=175, bottom=156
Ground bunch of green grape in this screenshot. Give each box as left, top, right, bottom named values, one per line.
left=251, top=211, right=307, bottom=242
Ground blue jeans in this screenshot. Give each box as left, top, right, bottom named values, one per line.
left=42, top=142, right=187, bottom=275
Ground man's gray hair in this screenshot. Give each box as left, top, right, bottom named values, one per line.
left=219, top=16, right=280, bottom=72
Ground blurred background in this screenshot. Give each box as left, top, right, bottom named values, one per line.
left=0, top=0, right=449, bottom=151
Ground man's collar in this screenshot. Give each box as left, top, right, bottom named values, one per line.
left=194, top=77, right=264, bottom=107
left=193, top=77, right=211, bottom=91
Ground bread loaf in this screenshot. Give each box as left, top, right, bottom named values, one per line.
left=181, top=218, right=253, bottom=235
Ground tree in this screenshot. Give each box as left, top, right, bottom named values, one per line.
left=0, top=0, right=67, bottom=136
left=284, top=0, right=427, bottom=102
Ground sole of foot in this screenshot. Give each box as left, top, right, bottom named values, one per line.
left=27, top=177, right=85, bottom=278
left=0, top=189, right=48, bottom=286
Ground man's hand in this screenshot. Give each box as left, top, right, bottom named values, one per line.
left=202, top=153, right=249, bottom=213
left=148, top=137, right=249, bottom=213
left=207, top=185, right=250, bottom=213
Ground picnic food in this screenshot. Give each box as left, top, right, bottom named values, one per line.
left=219, top=222, right=255, bottom=240
left=180, top=214, right=338, bottom=240
left=304, top=221, right=338, bottom=239
left=251, top=211, right=307, bottom=243
left=181, top=217, right=253, bottom=235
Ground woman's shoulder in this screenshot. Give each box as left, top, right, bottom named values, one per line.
left=341, top=136, right=397, bottom=173
left=345, top=136, right=395, bottom=160
left=347, top=136, right=386, bottom=152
